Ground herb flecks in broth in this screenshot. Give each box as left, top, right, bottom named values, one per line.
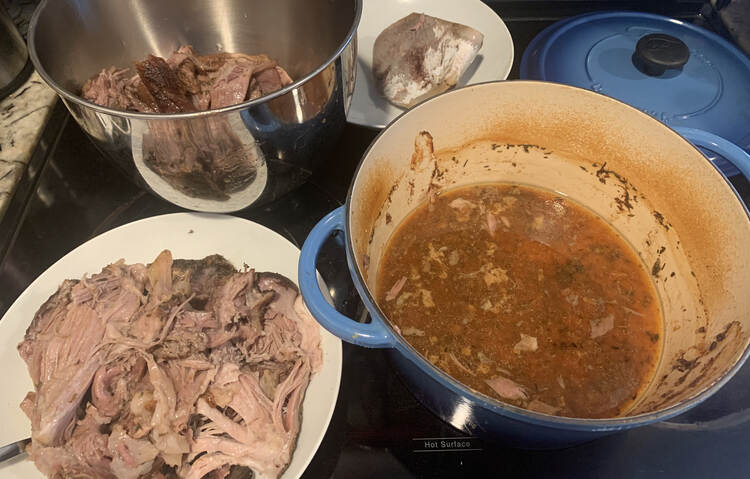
left=377, top=184, right=662, bottom=419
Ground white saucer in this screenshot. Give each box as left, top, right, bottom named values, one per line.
left=347, top=0, right=514, bottom=129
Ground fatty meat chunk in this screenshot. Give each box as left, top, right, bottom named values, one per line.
left=373, top=13, right=484, bottom=108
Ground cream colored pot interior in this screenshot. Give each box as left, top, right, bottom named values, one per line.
left=348, top=81, right=750, bottom=416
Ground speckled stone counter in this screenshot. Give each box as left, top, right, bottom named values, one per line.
left=0, top=71, right=57, bottom=218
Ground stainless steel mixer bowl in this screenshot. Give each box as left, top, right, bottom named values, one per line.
left=28, top=0, right=360, bottom=212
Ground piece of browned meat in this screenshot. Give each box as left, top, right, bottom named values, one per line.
left=135, top=55, right=197, bottom=113
left=172, top=254, right=236, bottom=304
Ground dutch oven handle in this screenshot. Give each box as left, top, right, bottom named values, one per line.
left=299, top=206, right=395, bottom=348
left=675, top=127, right=750, bottom=180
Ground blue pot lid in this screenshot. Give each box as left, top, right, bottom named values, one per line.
left=520, top=12, right=750, bottom=177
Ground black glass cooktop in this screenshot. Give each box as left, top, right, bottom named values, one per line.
left=2, top=2, right=750, bottom=477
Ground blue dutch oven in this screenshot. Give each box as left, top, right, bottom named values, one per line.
left=298, top=81, right=750, bottom=448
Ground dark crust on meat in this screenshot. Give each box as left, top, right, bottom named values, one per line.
left=256, top=272, right=300, bottom=294
left=172, top=255, right=237, bottom=283
left=172, top=254, right=237, bottom=307
left=22, top=279, right=78, bottom=338
left=135, top=55, right=196, bottom=113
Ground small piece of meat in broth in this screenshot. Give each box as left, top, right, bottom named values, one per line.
left=590, top=313, right=615, bottom=339
left=420, top=289, right=435, bottom=307
left=401, top=326, right=425, bottom=337
left=485, top=376, right=528, bottom=401
left=385, top=276, right=408, bottom=301
left=373, top=13, right=484, bottom=108
left=483, top=266, right=508, bottom=287
left=513, top=334, right=538, bottom=354
left=449, top=353, right=475, bottom=376
left=449, top=198, right=478, bottom=222
left=448, top=250, right=460, bottom=266
left=487, top=212, right=498, bottom=236
left=500, top=215, right=511, bottom=228
left=449, top=198, right=477, bottom=210
left=527, top=399, right=561, bottom=415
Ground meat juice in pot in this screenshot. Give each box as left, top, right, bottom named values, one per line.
left=377, top=183, right=662, bottom=418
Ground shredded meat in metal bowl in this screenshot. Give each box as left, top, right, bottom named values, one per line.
left=17, top=250, right=322, bottom=479
left=80, top=45, right=294, bottom=201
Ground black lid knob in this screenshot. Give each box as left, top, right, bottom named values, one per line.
left=632, top=33, right=690, bottom=76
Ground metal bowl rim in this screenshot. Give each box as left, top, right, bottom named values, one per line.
left=27, top=0, right=362, bottom=120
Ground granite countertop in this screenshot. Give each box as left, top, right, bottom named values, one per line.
left=0, top=71, right=57, bottom=219
left=0, top=0, right=58, bottom=220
